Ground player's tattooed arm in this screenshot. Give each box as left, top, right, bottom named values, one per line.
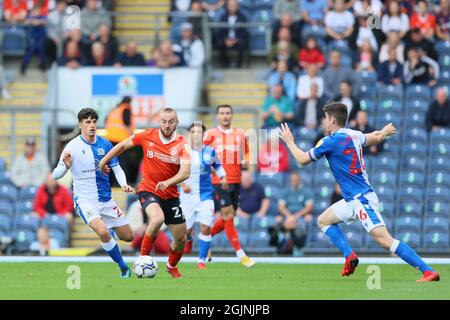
left=364, top=123, right=397, bottom=146
left=99, top=136, right=135, bottom=175
left=278, top=123, right=312, bottom=166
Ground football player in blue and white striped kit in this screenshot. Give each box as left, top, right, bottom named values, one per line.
left=180, top=122, right=228, bottom=269
left=52, top=108, right=135, bottom=278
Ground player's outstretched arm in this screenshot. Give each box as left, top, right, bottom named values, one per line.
left=155, top=160, right=191, bottom=192
left=99, top=136, right=135, bottom=175
left=364, top=123, right=397, bottom=147
left=278, top=123, right=311, bottom=166
left=52, top=151, right=71, bottom=180
left=111, top=165, right=135, bottom=193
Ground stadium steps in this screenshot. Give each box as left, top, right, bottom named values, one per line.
left=0, top=69, right=48, bottom=168
left=114, top=0, right=171, bottom=60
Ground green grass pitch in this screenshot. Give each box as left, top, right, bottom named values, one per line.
left=0, top=263, right=449, bottom=300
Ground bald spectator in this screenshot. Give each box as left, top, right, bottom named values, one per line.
left=262, top=84, right=294, bottom=129
left=323, top=50, right=356, bottom=99
left=237, top=171, right=270, bottom=219
left=426, top=87, right=450, bottom=132
left=81, top=0, right=111, bottom=42
left=83, top=42, right=114, bottom=66
left=32, top=174, right=74, bottom=222
left=11, top=137, right=50, bottom=188
left=115, top=41, right=146, bottom=66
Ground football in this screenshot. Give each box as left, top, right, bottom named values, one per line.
left=133, top=255, right=158, bottom=278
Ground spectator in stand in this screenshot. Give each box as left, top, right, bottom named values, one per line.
left=353, top=0, right=383, bottom=17
left=262, top=84, right=294, bottom=129
left=236, top=171, right=270, bottom=219
left=324, top=0, right=355, bottom=43
left=426, top=87, right=450, bottom=132
left=94, top=23, right=119, bottom=63
left=334, top=80, right=361, bottom=127
left=83, top=42, right=114, bottom=66
left=32, top=173, right=74, bottom=222
left=274, top=0, right=300, bottom=21
left=3, top=0, right=27, bottom=23
left=151, top=40, right=183, bottom=68
left=351, top=110, right=383, bottom=155
left=11, top=137, right=50, bottom=188
left=32, top=0, right=49, bottom=16
left=268, top=60, right=297, bottom=103
left=410, top=0, right=436, bottom=40
left=381, top=0, right=410, bottom=39
left=58, top=40, right=83, bottom=68
left=20, top=6, right=48, bottom=75
left=270, top=28, right=299, bottom=65
left=80, top=0, right=111, bottom=42
left=270, top=40, right=298, bottom=73
left=30, top=227, right=60, bottom=255
left=272, top=13, right=302, bottom=47
left=355, top=40, right=377, bottom=72
left=170, top=0, right=198, bottom=14
left=300, top=0, right=328, bottom=27
left=404, top=27, right=439, bottom=62
left=217, top=0, right=249, bottom=68
left=323, top=50, right=356, bottom=99
left=297, top=63, right=324, bottom=101
left=379, top=31, right=405, bottom=63
left=115, top=40, right=146, bottom=67
left=298, top=36, right=326, bottom=70
left=403, top=47, right=437, bottom=87
left=172, top=22, right=205, bottom=67
left=378, top=47, right=404, bottom=85
left=199, top=0, right=224, bottom=12
left=46, top=0, right=71, bottom=67
left=257, top=131, right=290, bottom=175
left=63, top=29, right=90, bottom=61
left=436, top=0, right=450, bottom=41
left=187, top=1, right=204, bottom=39
left=296, top=83, right=326, bottom=129
left=352, top=14, right=382, bottom=52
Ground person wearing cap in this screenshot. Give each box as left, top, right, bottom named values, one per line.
left=172, top=22, right=205, bottom=68
left=10, top=137, right=50, bottom=188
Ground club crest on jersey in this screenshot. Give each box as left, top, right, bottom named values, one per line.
left=170, top=147, right=178, bottom=156
left=148, top=142, right=154, bottom=147
left=97, top=148, right=105, bottom=156
left=203, top=153, right=211, bottom=162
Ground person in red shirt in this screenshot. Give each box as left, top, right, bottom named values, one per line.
left=298, top=36, right=326, bottom=69
left=203, top=105, right=256, bottom=267
left=410, top=0, right=436, bottom=39
left=99, top=107, right=191, bottom=278
left=32, top=173, right=74, bottom=222
left=3, top=0, right=27, bottom=23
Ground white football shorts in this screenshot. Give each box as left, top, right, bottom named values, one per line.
left=181, top=198, right=215, bottom=230
left=74, top=197, right=129, bottom=229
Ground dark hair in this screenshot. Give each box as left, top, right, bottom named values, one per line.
left=216, top=104, right=233, bottom=114
left=323, top=102, right=348, bottom=127
left=188, top=122, right=207, bottom=132
left=340, top=80, right=352, bottom=88
left=77, top=108, right=98, bottom=122
left=120, top=96, right=132, bottom=104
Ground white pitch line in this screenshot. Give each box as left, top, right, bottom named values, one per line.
left=1, top=256, right=450, bottom=264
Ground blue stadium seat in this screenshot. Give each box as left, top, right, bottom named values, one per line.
left=266, top=201, right=279, bottom=216
left=399, top=169, right=426, bottom=187
left=378, top=200, right=395, bottom=219
left=250, top=215, right=276, bottom=231
left=405, top=111, right=427, bottom=128
left=0, top=171, right=14, bottom=186
left=424, top=232, right=449, bottom=250
left=430, top=128, right=450, bottom=144
left=402, top=156, right=426, bottom=171
left=428, top=155, right=450, bottom=171
left=0, top=215, right=12, bottom=234
left=0, top=199, right=15, bottom=217
left=375, top=112, right=401, bottom=129
left=258, top=173, right=284, bottom=187
left=249, top=229, right=271, bottom=248
left=298, top=170, right=313, bottom=185
left=2, top=26, right=27, bottom=56
left=378, top=84, right=403, bottom=100
left=15, top=201, right=34, bottom=215
left=307, top=227, right=332, bottom=249
left=381, top=139, right=401, bottom=155
left=49, top=229, right=68, bottom=247
left=371, top=171, right=397, bottom=188
left=425, top=201, right=449, bottom=218
left=424, top=216, right=449, bottom=233
left=233, top=216, right=250, bottom=232
left=436, top=40, right=450, bottom=53
left=372, top=155, right=398, bottom=171
left=378, top=98, right=403, bottom=113
left=297, top=140, right=313, bottom=152
left=357, top=71, right=377, bottom=85
left=254, top=0, right=274, bottom=10
left=249, top=24, right=270, bottom=55
left=295, top=127, right=318, bottom=142
left=359, top=98, right=377, bottom=114
left=429, top=142, right=449, bottom=157
left=14, top=214, right=40, bottom=232
left=402, top=141, right=427, bottom=155
left=0, top=184, right=18, bottom=205
left=405, top=84, right=431, bottom=100
left=359, top=84, right=377, bottom=99
left=13, top=229, right=37, bottom=252
left=18, top=186, right=38, bottom=201
left=427, top=171, right=450, bottom=188
left=211, top=232, right=228, bottom=248
left=395, top=232, right=421, bottom=249
left=313, top=198, right=330, bottom=215
left=0, top=158, right=5, bottom=173
left=328, top=40, right=351, bottom=55
left=41, top=215, right=69, bottom=234
left=398, top=198, right=423, bottom=217
left=426, top=186, right=449, bottom=202
left=264, top=185, right=282, bottom=201
left=314, top=169, right=334, bottom=185
left=374, top=185, right=396, bottom=203
left=340, top=225, right=364, bottom=249
left=301, top=24, right=326, bottom=41
left=438, top=70, right=450, bottom=86
left=405, top=98, right=429, bottom=112
left=404, top=127, right=428, bottom=144
left=395, top=216, right=421, bottom=233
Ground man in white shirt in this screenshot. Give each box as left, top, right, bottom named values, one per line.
left=172, top=22, right=205, bottom=67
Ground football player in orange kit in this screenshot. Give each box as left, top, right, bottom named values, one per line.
left=204, top=104, right=256, bottom=267
left=99, top=107, right=191, bottom=278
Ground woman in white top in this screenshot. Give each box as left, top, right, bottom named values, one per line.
left=381, top=0, right=410, bottom=39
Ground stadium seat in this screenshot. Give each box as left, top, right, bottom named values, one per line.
left=18, top=186, right=38, bottom=201
left=248, top=229, right=271, bottom=248
left=313, top=169, right=334, bottom=186
left=249, top=23, right=270, bottom=55
left=264, top=185, right=282, bottom=200
left=378, top=84, right=403, bottom=100
left=395, top=232, right=421, bottom=249
left=405, top=84, right=431, bottom=100
left=429, top=142, right=449, bottom=157
left=395, top=216, right=422, bottom=233
left=0, top=215, right=12, bottom=234
left=307, top=227, right=332, bottom=249
left=359, top=84, right=377, bottom=99
left=298, top=170, right=313, bottom=185
left=424, top=232, right=449, bottom=251
left=328, top=40, right=351, bottom=55
left=258, top=173, right=284, bottom=187
left=250, top=215, right=276, bottom=232
left=378, top=200, right=395, bottom=219
left=405, top=111, right=427, bottom=128
left=378, top=98, right=403, bottom=114
left=427, top=171, right=450, bottom=188
left=266, top=201, right=279, bottom=216
left=313, top=199, right=330, bottom=215
left=426, top=186, right=449, bottom=202
left=438, top=70, right=450, bottom=86
left=359, top=98, right=377, bottom=115
left=14, top=214, right=39, bottom=232
left=402, top=156, right=426, bottom=171
left=49, top=229, right=69, bottom=247
left=424, top=216, right=449, bottom=233
left=399, top=170, right=426, bottom=188
left=401, top=141, right=427, bottom=155
left=2, top=26, right=27, bottom=56
left=0, top=172, right=13, bottom=186
left=405, top=98, right=429, bottom=112
left=430, top=128, right=450, bottom=144
left=340, top=225, right=364, bottom=249
left=301, top=24, right=326, bottom=42
left=436, top=40, right=450, bottom=53
left=295, top=127, right=318, bottom=142
left=398, top=198, right=423, bottom=217
left=381, top=139, right=401, bottom=155
left=41, top=215, right=69, bottom=234
left=375, top=112, right=402, bottom=129
left=13, top=229, right=37, bottom=252
left=372, top=155, right=398, bottom=171
left=233, top=216, right=250, bottom=232
left=374, top=185, right=396, bottom=203
left=15, top=201, right=34, bottom=216
left=371, top=170, right=397, bottom=188
left=428, top=155, right=450, bottom=171
left=357, top=71, right=377, bottom=85
left=0, top=184, right=18, bottom=205
left=0, top=200, right=15, bottom=217
left=425, top=201, right=449, bottom=218
left=404, top=127, right=428, bottom=143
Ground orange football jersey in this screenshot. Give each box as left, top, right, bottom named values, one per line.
left=132, top=128, right=190, bottom=199
left=204, top=127, right=249, bottom=184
